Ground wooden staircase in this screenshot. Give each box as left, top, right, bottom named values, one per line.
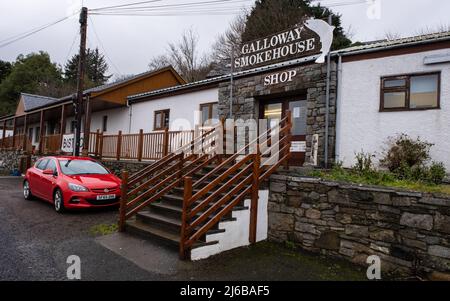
left=118, top=113, right=292, bottom=260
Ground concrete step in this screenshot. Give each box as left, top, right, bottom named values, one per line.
left=125, top=218, right=219, bottom=250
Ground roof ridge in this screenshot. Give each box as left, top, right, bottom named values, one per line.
left=20, top=92, right=59, bottom=100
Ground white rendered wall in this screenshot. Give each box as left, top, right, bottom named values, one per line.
left=130, top=88, right=218, bottom=133
left=191, top=190, right=269, bottom=261
left=337, top=49, right=450, bottom=170
left=88, top=87, right=218, bottom=135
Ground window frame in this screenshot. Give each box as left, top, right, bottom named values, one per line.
left=102, top=115, right=108, bottom=132
left=153, top=109, right=170, bottom=131
left=200, top=102, right=219, bottom=125
left=380, top=71, right=441, bottom=112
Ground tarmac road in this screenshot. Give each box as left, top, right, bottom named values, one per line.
left=0, top=177, right=365, bottom=281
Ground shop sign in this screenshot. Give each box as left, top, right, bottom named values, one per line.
left=235, top=18, right=335, bottom=70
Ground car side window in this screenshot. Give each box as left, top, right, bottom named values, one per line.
left=46, top=160, right=57, bottom=174
left=36, top=159, right=49, bottom=170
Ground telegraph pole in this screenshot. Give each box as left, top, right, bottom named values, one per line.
left=74, top=7, right=88, bottom=157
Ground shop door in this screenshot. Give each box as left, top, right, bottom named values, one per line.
left=261, top=98, right=307, bottom=166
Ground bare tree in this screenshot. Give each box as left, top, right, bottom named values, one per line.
left=211, top=12, right=247, bottom=63
left=148, top=28, right=212, bottom=82
left=384, top=31, right=402, bottom=41
left=415, top=24, right=450, bottom=36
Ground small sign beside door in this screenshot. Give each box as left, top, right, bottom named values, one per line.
left=290, top=141, right=306, bottom=153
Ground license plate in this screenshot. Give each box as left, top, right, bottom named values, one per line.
left=97, top=194, right=116, bottom=201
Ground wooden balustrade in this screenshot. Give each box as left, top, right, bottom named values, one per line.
left=179, top=112, right=292, bottom=259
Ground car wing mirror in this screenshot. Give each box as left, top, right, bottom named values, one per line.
left=43, top=169, right=55, bottom=175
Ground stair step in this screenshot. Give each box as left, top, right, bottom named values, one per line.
left=157, top=195, right=248, bottom=214
left=125, top=218, right=219, bottom=250
left=136, top=209, right=232, bottom=236
left=136, top=210, right=181, bottom=232
left=150, top=199, right=249, bottom=218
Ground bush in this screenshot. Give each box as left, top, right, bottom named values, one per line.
left=380, top=134, right=433, bottom=173
left=428, top=162, right=447, bottom=185
left=353, top=151, right=375, bottom=174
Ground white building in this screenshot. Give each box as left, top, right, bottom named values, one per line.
left=335, top=31, right=450, bottom=170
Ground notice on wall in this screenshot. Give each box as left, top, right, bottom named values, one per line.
left=61, top=133, right=84, bottom=153
left=290, top=141, right=306, bottom=153
left=293, top=107, right=301, bottom=118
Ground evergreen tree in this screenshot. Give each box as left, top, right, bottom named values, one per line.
left=0, top=60, right=12, bottom=84
left=242, top=0, right=352, bottom=50
left=64, top=47, right=111, bottom=88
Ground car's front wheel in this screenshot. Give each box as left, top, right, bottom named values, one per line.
left=54, top=189, right=65, bottom=213
left=23, top=180, right=33, bottom=200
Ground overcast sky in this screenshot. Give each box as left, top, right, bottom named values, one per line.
left=1, top=0, right=449, bottom=79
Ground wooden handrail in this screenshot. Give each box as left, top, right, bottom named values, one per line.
left=192, top=116, right=288, bottom=189
left=180, top=111, right=293, bottom=258
left=188, top=164, right=254, bottom=230
left=190, top=153, right=253, bottom=205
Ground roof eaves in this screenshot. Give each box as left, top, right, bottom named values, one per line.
left=128, top=54, right=320, bottom=102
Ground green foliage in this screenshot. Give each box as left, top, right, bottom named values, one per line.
left=0, top=60, right=12, bottom=83
left=311, top=152, right=449, bottom=194
left=242, top=0, right=352, bottom=50
left=90, top=223, right=118, bottom=236
left=64, top=47, right=111, bottom=87
left=0, top=51, right=63, bottom=116
left=353, top=151, right=375, bottom=174
left=428, top=162, right=447, bottom=185
left=380, top=134, right=433, bottom=173
left=379, top=134, right=446, bottom=184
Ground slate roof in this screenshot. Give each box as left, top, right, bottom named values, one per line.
left=21, top=93, right=59, bottom=112
left=336, top=30, right=450, bottom=55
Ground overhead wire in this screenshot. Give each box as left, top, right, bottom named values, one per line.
left=88, top=16, right=122, bottom=76
left=0, top=13, right=78, bottom=49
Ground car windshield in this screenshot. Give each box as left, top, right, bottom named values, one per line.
left=58, top=160, right=109, bottom=175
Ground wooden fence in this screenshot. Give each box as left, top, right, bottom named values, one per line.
left=95, top=129, right=195, bottom=161
left=0, top=129, right=196, bottom=161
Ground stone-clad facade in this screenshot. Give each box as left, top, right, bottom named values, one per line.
left=268, top=175, right=450, bottom=277
left=218, top=61, right=337, bottom=167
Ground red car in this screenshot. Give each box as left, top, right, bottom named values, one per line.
left=23, top=156, right=122, bottom=213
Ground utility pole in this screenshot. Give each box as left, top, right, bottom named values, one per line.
left=74, top=7, right=88, bottom=157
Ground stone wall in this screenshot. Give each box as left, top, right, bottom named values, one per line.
left=101, top=160, right=154, bottom=177
left=268, top=174, right=450, bottom=277
left=218, top=62, right=337, bottom=167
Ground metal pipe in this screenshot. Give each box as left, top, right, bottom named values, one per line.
left=230, top=49, right=234, bottom=119
left=127, top=99, right=132, bottom=134
left=324, top=14, right=332, bottom=168
left=335, top=54, right=343, bottom=164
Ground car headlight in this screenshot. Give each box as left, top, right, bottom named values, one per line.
left=68, top=183, right=89, bottom=192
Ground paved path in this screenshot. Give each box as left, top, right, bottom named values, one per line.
left=0, top=177, right=366, bottom=281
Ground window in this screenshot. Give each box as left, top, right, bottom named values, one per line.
left=102, top=116, right=108, bottom=132
left=70, top=120, right=77, bottom=134
left=46, top=159, right=57, bottom=174
left=35, top=127, right=40, bottom=143
left=28, top=128, right=33, bottom=142
left=59, top=159, right=109, bottom=175
left=154, top=110, right=170, bottom=131
left=200, top=103, right=219, bottom=125
left=36, top=159, right=49, bottom=170
left=381, top=72, right=440, bottom=111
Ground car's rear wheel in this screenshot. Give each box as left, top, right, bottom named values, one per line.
left=54, top=189, right=65, bottom=213
left=23, top=180, right=33, bottom=200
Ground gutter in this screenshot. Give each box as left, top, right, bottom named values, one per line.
left=335, top=54, right=343, bottom=164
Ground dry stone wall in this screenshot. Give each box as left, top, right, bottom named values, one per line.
left=268, top=175, right=450, bottom=276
